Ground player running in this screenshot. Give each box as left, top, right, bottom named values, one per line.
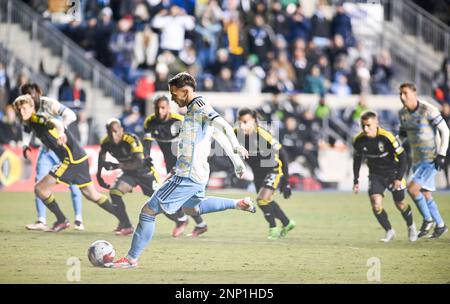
left=108, top=72, right=255, bottom=268
left=20, top=83, right=84, bottom=231
left=97, top=118, right=161, bottom=236
left=13, top=94, right=128, bottom=232
left=236, top=108, right=296, bottom=240
left=399, top=83, right=449, bottom=239
left=352, top=111, right=417, bottom=242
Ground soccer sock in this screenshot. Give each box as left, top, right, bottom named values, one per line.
left=96, top=195, right=123, bottom=223
left=426, top=198, right=445, bottom=227
left=269, top=201, right=290, bottom=227
left=127, top=213, right=155, bottom=260
left=35, top=196, right=47, bottom=224
left=259, top=204, right=277, bottom=228
left=400, top=205, right=414, bottom=227
left=110, top=190, right=132, bottom=228
left=191, top=214, right=204, bottom=225
left=373, top=208, right=392, bottom=231
left=198, top=196, right=236, bottom=214
left=43, top=194, right=66, bottom=223
left=413, top=193, right=432, bottom=221
left=195, top=220, right=207, bottom=228
left=69, top=184, right=83, bottom=222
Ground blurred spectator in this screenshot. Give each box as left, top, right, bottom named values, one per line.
left=60, top=75, right=86, bottom=111
left=279, top=114, right=303, bottom=163
left=370, top=50, right=394, bottom=95
left=292, top=45, right=309, bottom=91
left=317, top=54, right=332, bottom=89
left=314, top=94, right=331, bottom=121
left=194, top=0, right=223, bottom=69
left=133, top=71, right=155, bottom=116
left=0, top=104, right=22, bottom=145
left=214, top=67, right=236, bottom=92
left=268, top=0, right=291, bottom=41
left=348, top=57, right=371, bottom=95
left=95, top=7, right=115, bottom=67
left=282, top=93, right=305, bottom=120
left=304, top=65, right=326, bottom=95
left=119, top=104, right=145, bottom=138
left=235, top=55, right=266, bottom=93
left=70, top=110, right=102, bottom=146
left=221, top=6, right=245, bottom=71
left=133, top=24, right=159, bottom=70
left=198, top=74, right=216, bottom=92
left=152, top=5, right=195, bottom=55
left=347, top=40, right=372, bottom=68
left=154, top=63, right=170, bottom=91
left=327, top=34, right=348, bottom=69
left=288, top=5, right=311, bottom=43
left=257, top=91, right=285, bottom=125
left=39, top=62, right=70, bottom=100
left=248, top=14, right=275, bottom=65
left=432, top=57, right=450, bottom=105
left=330, top=74, right=351, bottom=97
left=297, top=110, right=322, bottom=178
left=109, top=16, right=135, bottom=83
left=8, top=72, right=29, bottom=105
left=209, top=48, right=233, bottom=77
left=79, top=15, right=98, bottom=58
left=132, top=2, right=151, bottom=32
left=0, top=63, right=10, bottom=110
left=345, top=95, right=369, bottom=133
left=331, top=4, right=354, bottom=47
left=310, top=2, right=331, bottom=49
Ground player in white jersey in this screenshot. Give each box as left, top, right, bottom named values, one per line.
left=108, top=72, right=256, bottom=268
left=399, top=83, right=449, bottom=239
left=20, top=83, right=84, bottom=231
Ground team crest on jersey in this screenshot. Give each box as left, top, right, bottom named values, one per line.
left=378, top=141, right=384, bottom=152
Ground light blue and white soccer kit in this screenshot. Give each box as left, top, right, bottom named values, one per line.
left=399, top=100, right=449, bottom=227
left=33, top=97, right=82, bottom=224
left=127, top=96, right=244, bottom=260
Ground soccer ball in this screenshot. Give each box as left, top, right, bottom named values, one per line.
left=87, top=240, right=115, bottom=267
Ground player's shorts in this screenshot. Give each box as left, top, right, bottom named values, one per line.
left=115, top=172, right=157, bottom=197
left=411, top=161, right=437, bottom=191
left=146, top=175, right=206, bottom=215
left=253, top=167, right=283, bottom=192
left=49, top=157, right=92, bottom=188
left=368, top=174, right=406, bottom=202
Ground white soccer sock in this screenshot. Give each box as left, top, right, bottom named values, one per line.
left=38, top=217, right=46, bottom=225
left=178, top=215, right=188, bottom=222
left=196, top=221, right=207, bottom=228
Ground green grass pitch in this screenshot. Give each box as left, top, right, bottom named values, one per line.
left=0, top=191, right=449, bottom=284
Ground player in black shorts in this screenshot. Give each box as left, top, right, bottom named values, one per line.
left=97, top=118, right=161, bottom=236
left=236, top=108, right=296, bottom=239
left=353, top=111, right=418, bottom=242
left=13, top=94, right=127, bottom=232
left=143, top=95, right=207, bottom=237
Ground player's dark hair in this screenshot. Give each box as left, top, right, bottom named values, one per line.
left=399, top=82, right=416, bottom=92
left=168, top=72, right=196, bottom=91
left=360, top=110, right=377, bottom=121
left=153, top=94, right=169, bottom=105
left=20, top=83, right=42, bottom=95
left=238, top=107, right=258, bottom=122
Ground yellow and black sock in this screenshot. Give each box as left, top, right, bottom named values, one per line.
left=258, top=199, right=276, bottom=228
left=270, top=201, right=290, bottom=227
left=400, top=205, right=414, bottom=227
left=373, top=208, right=392, bottom=231
left=110, top=190, right=132, bottom=228
left=43, top=194, right=66, bottom=223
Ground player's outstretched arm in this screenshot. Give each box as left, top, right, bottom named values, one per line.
left=210, top=116, right=248, bottom=159
left=212, top=129, right=246, bottom=178
left=435, top=119, right=450, bottom=170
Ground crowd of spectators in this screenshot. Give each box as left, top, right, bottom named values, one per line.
left=25, top=0, right=400, bottom=115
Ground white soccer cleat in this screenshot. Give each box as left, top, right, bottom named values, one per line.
left=74, top=221, right=85, bottom=231
left=408, top=223, right=418, bottom=242
left=380, top=229, right=395, bottom=242
left=236, top=197, right=256, bottom=213
left=25, top=221, right=48, bottom=231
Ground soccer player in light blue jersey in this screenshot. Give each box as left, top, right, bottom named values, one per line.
left=108, top=72, right=256, bottom=268
left=399, top=83, right=449, bottom=239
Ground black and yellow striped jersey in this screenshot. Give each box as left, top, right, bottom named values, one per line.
left=100, top=132, right=145, bottom=174
left=235, top=126, right=283, bottom=173
left=143, top=112, right=183, bottom=170
left=353, top=127, right=405, bottom=177
left=28, top=113, right=87, bottom=163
